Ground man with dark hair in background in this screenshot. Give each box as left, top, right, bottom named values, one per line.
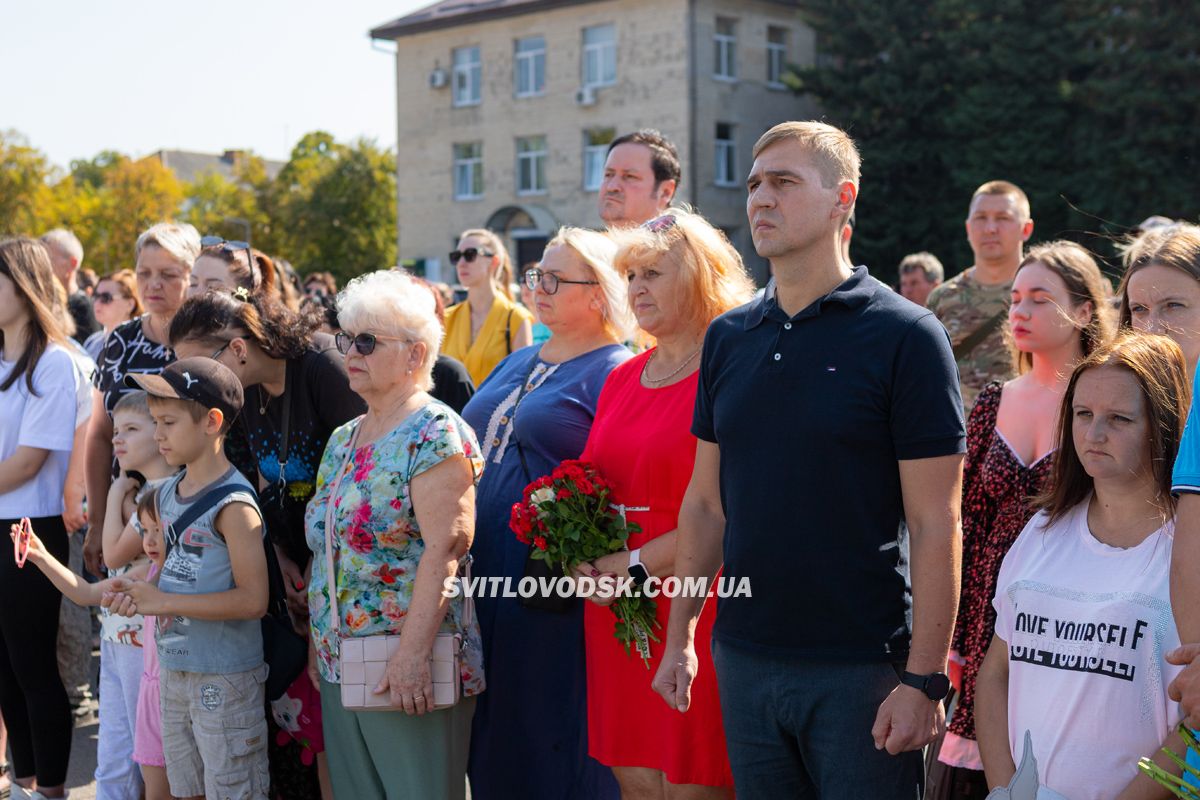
left=598, top=129, right=681, bottom=228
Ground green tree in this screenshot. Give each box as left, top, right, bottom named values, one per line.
left=268, top=133, right=396, bottom=283
left=792, top=0, right=1200, bottom=284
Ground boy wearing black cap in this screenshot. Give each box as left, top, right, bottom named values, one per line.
left=107, top=356, right=269, bottom=800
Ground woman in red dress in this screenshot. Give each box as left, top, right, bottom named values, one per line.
left=575, top=211, right=755, bottom=798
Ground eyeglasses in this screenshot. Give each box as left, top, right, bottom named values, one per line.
left=335, top=331, right=410, bottom=356
left=524, top=268, right=599, bottom=295
left=643, top=214, right=679, bottom=233
left=210, top=341, right=231, bottom=361
left=449, top=248, right=494, bottom=265
left=94, top=291, right=116, bottom=305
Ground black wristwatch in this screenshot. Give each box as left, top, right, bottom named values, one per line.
left=900, top=670, right=951, bottom=702
left=627, top=548, right=650, bottom=587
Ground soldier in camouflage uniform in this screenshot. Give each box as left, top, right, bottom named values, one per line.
left=928, top=180, right=1034, bottom=413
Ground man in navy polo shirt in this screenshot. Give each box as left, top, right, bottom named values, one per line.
left=652, top=121, right=966, bottom=798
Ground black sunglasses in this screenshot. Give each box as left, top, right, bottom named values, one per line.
left=524, top=268, right=599, bottom=295
left=449, top=248, right=494, bottom=265
left=335, top=331, right=409, bottom=356
left=201, top=235, right=253, bottom=261
left=94, top=291, right=116, bottom=304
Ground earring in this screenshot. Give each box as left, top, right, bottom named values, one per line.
left=240, top=358, right=247, bottom=365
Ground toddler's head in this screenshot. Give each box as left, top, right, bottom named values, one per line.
left=136, top=490, right=164, bottom=566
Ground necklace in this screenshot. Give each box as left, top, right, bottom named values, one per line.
left=642, top=346, right=701, bottom=385
left=259, top=387, right=272, bottom=415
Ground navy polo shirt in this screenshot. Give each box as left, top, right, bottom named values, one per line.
left=693, top=266, right=965, bottom=660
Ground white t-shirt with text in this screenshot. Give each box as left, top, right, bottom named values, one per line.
left=994, top=500, right=1181, bottom=800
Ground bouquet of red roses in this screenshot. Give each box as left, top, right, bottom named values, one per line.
left=510, top=459, right=661, bottom=666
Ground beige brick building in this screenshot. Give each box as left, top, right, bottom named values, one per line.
left=370, top=0, right=817, bottom=284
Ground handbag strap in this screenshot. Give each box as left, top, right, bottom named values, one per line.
left=323, top=420, right=475, bottom=638
left=511, top=350, right=548, bottom=483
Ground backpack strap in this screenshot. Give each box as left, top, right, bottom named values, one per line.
left=167, top=483, right=244, bottom=542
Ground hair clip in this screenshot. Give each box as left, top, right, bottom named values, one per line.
left=232, top=286, right=251, bottom=302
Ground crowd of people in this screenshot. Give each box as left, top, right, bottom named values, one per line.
left=2, top=119, right=1200, bottom=800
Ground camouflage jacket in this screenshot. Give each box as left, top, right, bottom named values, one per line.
left=927, top=269, right=1016, bottom=413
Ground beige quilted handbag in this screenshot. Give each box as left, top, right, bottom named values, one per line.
left=322, top=420, right=469, bottom=711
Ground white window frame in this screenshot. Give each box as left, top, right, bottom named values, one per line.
left=516, top=136, right=548, bottom=196
left=582, top=128, right=615, bottom=191
left=515, top=36, right=545, bottom=98
left=582, top=24, right=617, bottom=88
left=767, top=27, right=787, bottom=88
left=452, top=46, right=481, bottom=107
left=713, top=18, right=737, bottom=81
left=453, top=142, right=483, bottom=201
left=715, top=124, right=737, bottom=187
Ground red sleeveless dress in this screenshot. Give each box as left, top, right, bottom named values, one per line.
left=581, top=350, right=732, bottom=787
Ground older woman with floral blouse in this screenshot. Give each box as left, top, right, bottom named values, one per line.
left=304, top=269, right=484, bottom=800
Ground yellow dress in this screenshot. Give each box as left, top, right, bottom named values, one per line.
left=443, top=296, right=535, bottom=386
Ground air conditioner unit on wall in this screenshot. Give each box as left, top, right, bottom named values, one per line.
left=429, top=68, right=448, bottom=89
left=575, top=86, right=597, bottom=106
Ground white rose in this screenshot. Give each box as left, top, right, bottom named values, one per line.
left=530, top=487, right=556, bottom=506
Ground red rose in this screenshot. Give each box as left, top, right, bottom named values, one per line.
left=555, top=488, right=571, bottom=500
left=533, top=536, right=547, bottom=551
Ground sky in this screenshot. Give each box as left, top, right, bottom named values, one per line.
left=2, top=0, right=433, bottom=170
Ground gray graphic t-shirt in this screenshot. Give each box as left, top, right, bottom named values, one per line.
left=156, top=467, right=264, bottom=674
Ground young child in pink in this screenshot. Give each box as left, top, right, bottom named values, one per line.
left=12, top=490, right=172, bottom=800
left=129, top=491, right=166, bottom=793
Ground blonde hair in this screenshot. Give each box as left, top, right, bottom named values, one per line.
left=970, top=180, right=1031, bottom=222
left=752, top=121, right=861, bottom=190
left=546, top=227, right=637, bottom=343
left=458, top=228, right=514, bottom=301
left=337, top=269, right=442, bottom=391
left=612, top=210, right=755, bottom=326
left=98, top=269, right=144, bottom=318
left=1118, top=223, right=1200, bottom=328
left=135, top=222, right=201, bottom=271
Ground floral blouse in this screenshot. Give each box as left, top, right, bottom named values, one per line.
left=305, top=401, right=485, bottom=695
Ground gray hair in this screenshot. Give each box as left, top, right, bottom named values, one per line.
left=135, top=222, right=201, bottom=271
left=41, top=228, right=84, bottom=268
left=898, top=251, right=944, bottom=283
left=337, top=269, right=442, bottom=392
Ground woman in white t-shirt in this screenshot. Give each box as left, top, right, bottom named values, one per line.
left=976, top=332, right=1191, bottom=800
left=0, top=238, right=82, bottom=800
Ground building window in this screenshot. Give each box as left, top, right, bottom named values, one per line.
left=515, top=36, right=545, bottom=97
left=714, top=17, right=737, bottom=80
left=715, top=123, right=737, bottom=187
left=582, top=128, right=616, bottom=191
left=516, top=136, right=547, bottom=195
left=767, top=26, right=787, bottom=87
left=453, top=142, right=483, bottom=200
left=452, top=46, right=481, bottom=107
left=582, top=24, right=617, bottom=88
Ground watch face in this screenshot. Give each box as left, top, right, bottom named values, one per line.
left=628, top=562, right=650, bottom=587
left=927, top=672, right=951, bottom=701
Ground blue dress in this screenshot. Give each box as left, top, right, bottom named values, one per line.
left=463, top=342, right=630, bottom=800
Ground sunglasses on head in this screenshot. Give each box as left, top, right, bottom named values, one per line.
left=449, top=248, right=494, bottom=265
left=643, top=214, right=679, bottom=233
left=335, top=331, right=410, bottom=356
left=201, top=235, right=253, bottom=261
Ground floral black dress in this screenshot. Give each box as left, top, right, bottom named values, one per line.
left=949, top=382, right=1054, bottom=743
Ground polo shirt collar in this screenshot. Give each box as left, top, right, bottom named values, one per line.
left=745, top=266, right=876, bottom=330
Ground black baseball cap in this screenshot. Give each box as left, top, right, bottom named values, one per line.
left=124, top=357, right=244, bottom=423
